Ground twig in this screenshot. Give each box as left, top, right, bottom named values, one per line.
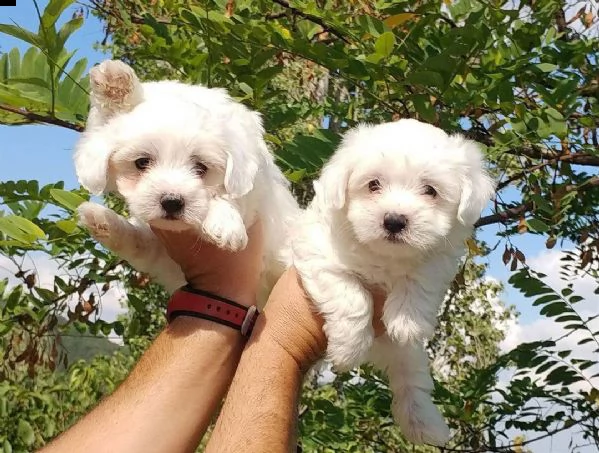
left=497, top=153, right=599, bottom=191
left=475, top=176, right=599, bottom=228
left=271, top=0, right=351, bottom=44
left=0, top=104, right=84, bottom=132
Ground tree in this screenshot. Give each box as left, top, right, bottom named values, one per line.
left=0, top=0, right=598, bottom=451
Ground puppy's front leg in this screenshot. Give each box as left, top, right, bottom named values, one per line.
left=202, top=198, right=248, bottom=251
left=78, top=202, right=184, bottom=291
left=383, top=279, right=440, bottom=345
left=298, top=269, right=374, bottom=371
left=373, top=339, right=449, bottom=446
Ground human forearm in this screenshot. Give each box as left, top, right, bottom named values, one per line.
left=205, top=320, right=303, bottom=453
left=206, top=269, right=327, bottom=453
left=41, top=317, right=244, bottom=453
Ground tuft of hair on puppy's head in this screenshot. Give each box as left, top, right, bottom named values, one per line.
left=74, top=59, right=265, bottom=232
left=313, top=119, right=495, bottom=256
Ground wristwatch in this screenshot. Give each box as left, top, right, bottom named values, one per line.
left=166, top=285, right=260, bottom=337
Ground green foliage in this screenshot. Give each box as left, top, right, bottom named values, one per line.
left=0, top=0, right=89, bottom=128
left=0, top=0, right=598, bottom=451
left=0, top=349, right=135, bottom=451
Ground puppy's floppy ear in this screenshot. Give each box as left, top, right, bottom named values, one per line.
left=222, top=107, right=262, bottom=198
left=74, top=131, right=116, bottom=195
left=314, top=130, right=359, bottom=210
left=452, top=136, right=496, bottom=226
left=314, top=156, right=351, bottom=210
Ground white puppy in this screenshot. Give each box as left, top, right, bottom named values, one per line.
left=292, top=119, right=495, bottom=445
left=75, top=60, right=298, bottom=301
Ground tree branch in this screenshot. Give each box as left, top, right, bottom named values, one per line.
left=476, top=176, right=599, bottom=228
left=0, top=104, right=83, bottom=132
left=497, top=153, right=599, bottom=191
left=475, top=202, right=533, bottom=228
left=271, top=0, right=351, bottom=43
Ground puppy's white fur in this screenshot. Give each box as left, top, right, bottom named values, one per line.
left=75, top=60, right=298, bottom=302
left=292, top=119, right=495, bottom=445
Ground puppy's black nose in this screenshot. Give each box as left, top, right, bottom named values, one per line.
left=160, top=194, right=185, bottom=215
left=383, top=213, right=408, bottom=234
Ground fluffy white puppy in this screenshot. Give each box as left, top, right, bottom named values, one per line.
left=75, top=60, right=298, bottom=301
left=292, top=119, right=495, bottom=445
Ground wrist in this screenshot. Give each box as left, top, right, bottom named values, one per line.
left=252, top=311, right=327, bottom=372
left=167, top=316, right=245, bottom=343
left=185, top=279, right=256, bottom=308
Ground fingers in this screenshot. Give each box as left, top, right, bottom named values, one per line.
left=371, top=287, right=387, bottom=337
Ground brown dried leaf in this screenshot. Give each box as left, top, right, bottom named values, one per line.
left=502, top=246, right=512, bottom=265
left=518, top=218, right=528, bottom=234
left=510, top=256, right=518, bottom=272
left=580, top=229, right=589, bottom=244
left=225, top=0, right=235, bottom=18
left=546, top=236, right=557, bottom=249
left=583, top=11, right=594, bottom=28
left=83, top=301, right=94, bottom=314
left=24, top=273, right=36, bottom=289
left=515, top=249, right=526, bottom=263
left=581, top=250, right=593, bottom=268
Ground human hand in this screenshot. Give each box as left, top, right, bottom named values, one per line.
left=151, top=222, right=264, bottom=307
left=255, top=268, right=387, bottom=371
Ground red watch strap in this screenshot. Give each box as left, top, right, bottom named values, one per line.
left=166, top=286, right=259, bottom=336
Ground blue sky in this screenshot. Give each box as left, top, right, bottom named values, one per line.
left=0, top=1, right=105, bottom=188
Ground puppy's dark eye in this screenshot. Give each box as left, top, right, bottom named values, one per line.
left=368, top=179, right=382, bottom=192
left=423, top=185, right=437, bottom=197
left=194, top=162, right=208, bottom=177
left=134, top=157, right=152, bottom=171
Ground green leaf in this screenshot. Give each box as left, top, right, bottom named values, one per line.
left=412, top=94, right=436, bottom=122
left=6, top=285, right=22, bottom=310
left=536, top=63, right=558, bottom=72
left=17, top=419, right=35, bottom=446
left=405, top=70, right=444, bottom=89
left=0, top=215, right=45, bottom=243
left=374, top=32, right=395, bottom=58
left=526, top=218, right=549, bottom=233
left=113, top=321, right=125, bottom=336
left=42, top=0, right=76, bottom=30
left=50, top=188, right=86, bottom=211
left=55, top=219, right=78, bottom=234
left=0, top=25, right=40, bottom=48
left=540, top=302, right=567, bottom=317
left=545, top=107, right=567, bottom=138
left=238, top=82, right=253, bottom=96
left=6, top=77, right=51, bottom=90
left=56, top=17, right=83, bottom=53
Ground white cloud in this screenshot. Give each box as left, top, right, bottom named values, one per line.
left=500, top=248, right=598, bottom=388
left=0, top=251, right=127, bottom=325
left=495, top=247, right=599, bottom=452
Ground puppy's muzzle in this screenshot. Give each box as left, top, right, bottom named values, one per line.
left=160, top=194, right=185, bottom=216
left=383, top=213, right=407, bottom=234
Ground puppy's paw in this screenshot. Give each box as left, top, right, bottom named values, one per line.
left=90, top=60, right=139, bottom=109
left=325, top=322, right=373, bottom=372
left=78, top=202, right=123, bottom=250
left=202, top=203, right=248, bottom=251
left=394, top=390, right=450, bottom=446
